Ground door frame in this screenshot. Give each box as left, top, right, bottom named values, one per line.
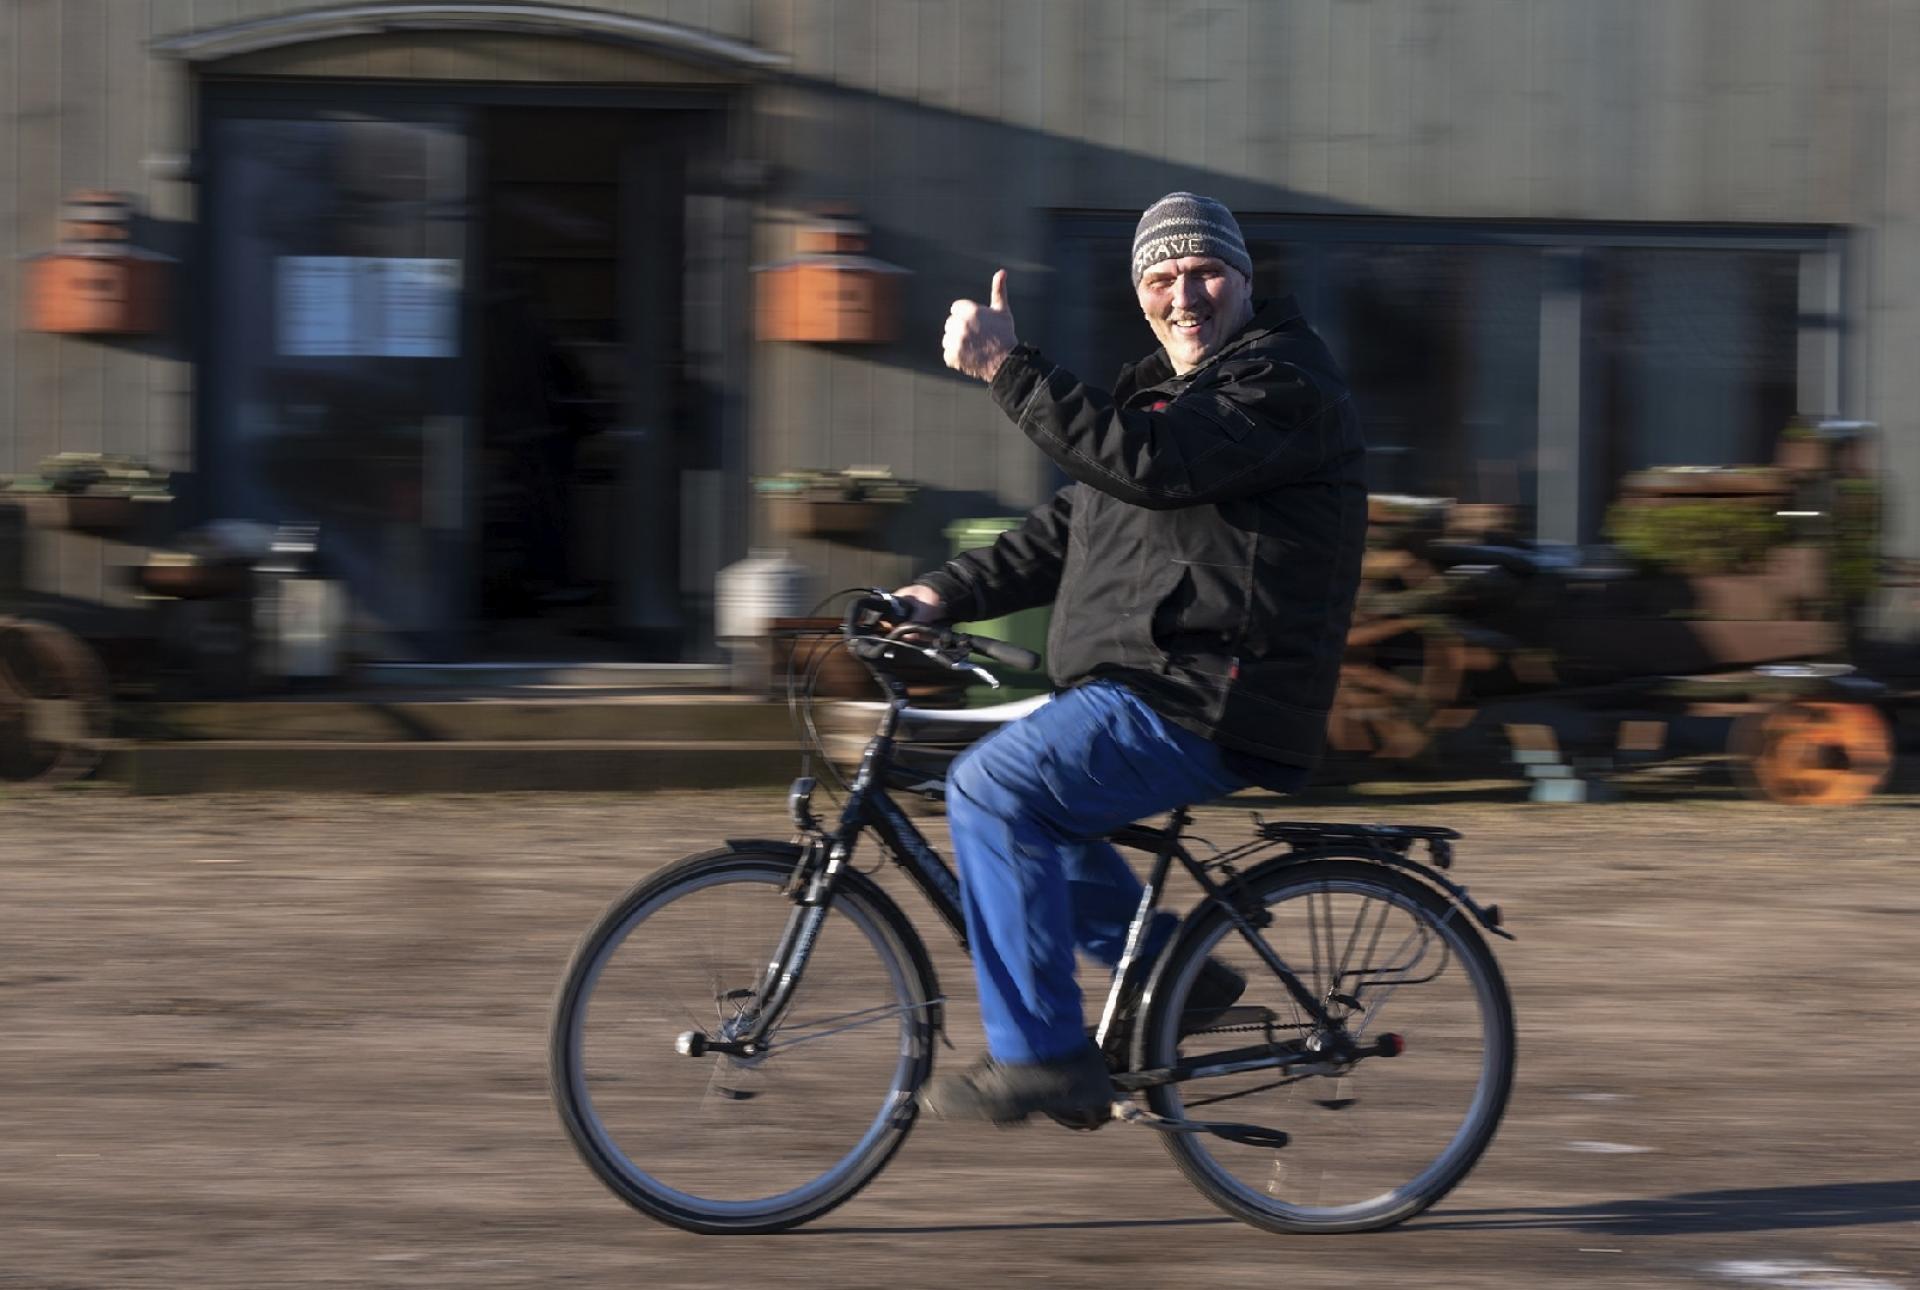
left=194, top=77, right=749, bottom=660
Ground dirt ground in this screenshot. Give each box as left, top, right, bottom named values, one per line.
left=2, top=778, right=1918, bottom=1289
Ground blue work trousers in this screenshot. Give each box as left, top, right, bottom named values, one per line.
left=944, top=679, right=1251, bottom=1064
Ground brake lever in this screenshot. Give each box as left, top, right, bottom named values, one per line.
left=853, top=635, right=1001, bottom=689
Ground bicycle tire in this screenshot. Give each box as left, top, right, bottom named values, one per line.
left=1135, top=856, right=1514, bottom=1234
left=549, top=843, right=939, bottom=1234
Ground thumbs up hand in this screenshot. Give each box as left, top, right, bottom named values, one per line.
left=942, top=269, right=1020, bottom=383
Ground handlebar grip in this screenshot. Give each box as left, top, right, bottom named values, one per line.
left=963, top=634, right=1041, bottom=672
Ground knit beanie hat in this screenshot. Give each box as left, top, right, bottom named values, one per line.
left=1130, top=192, right=1252, bottom=284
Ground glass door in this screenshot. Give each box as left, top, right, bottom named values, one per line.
left=202, top=97, right=472, bottom=658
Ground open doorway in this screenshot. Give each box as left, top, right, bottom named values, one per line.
left=200, top=88, right=739, bottom=664
left=474, top=105, right=722, bottom=662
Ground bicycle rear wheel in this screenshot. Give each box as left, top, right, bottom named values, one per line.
left=1138, top=857, right=1513, bottom=1234
left=549, top=845, right=938, bottom=1234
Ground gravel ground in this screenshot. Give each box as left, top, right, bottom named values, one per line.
left=2, top=779, right=1917, bottom=1288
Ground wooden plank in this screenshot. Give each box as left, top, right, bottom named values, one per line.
left=187, top=1, right=240, bottom=38
left=1720, top=0, right=1776, bottom=220
left=1642, top=0, right=1709, bottom=219
left=1213, top=0, right=1251, bottom=181
left=1402, top=0, right=1450, bottom=211
left=1449, top=0, right=1531, bottom=215
left=1806, top=0, right=1862, bottom=225
left=1121, top=0, right=1161, bottom=159
left=751, top=0, right=794, bottom=64
left=1038, top=0, right=1081, bottom=203
left=0, top=0, right=16, bottom=478
left=1277, top=0, right=1332, bottom=200
left=58, top=0, right=107, bottom=476
left=953, top=0, right=998, bottom=117
left=1521, top=0, right=1587, bottom=216
left=16, top=0, right=63, bottom=590
left=1365, top=0, right=1417, bottom=210
left=1874, top=0, right=1920, bottom=559
left=1768, top=0, right=1817, bottom=223
left=788, top=0, right=833, bottom=79
left=832, top=0, right=877, bottom=93
left=998, top=0, right=1044, bottom=261
left=1080, top=0, right=1127, bottom=159
left=707, top=0, right=753, bottom=40
left=997, top=0, right=1041, bottom=130
left=103, top=0, right=151, bottom=464
left=1163, top=0, right=1208, bottom=170
left=826, top=347, right=874, bottom=480
left=360, top=16, right=418, bottom=79
left=913, top=0, right=956, bottom=110
left=148, top=0, right=196, bottom=472
left=1323, top=0, right=1371, bottom=203
left=873, top=0, right=917, bottom=100
left=1585, top=0, right=1648, bottom=218
left=1243, top=0, right=1285, bottom=193
left=942, top=1, right=1005, bottom=262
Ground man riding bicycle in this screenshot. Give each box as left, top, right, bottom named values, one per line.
left=895, top=192, right=1368, bottom=1125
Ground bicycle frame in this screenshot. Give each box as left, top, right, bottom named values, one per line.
left=718, top=641, right=1352, bottom=1078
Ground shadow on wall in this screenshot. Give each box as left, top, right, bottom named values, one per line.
left=834, top=486, right=1006, bottom=569
left=756, top=76, right=1387, bottom=588
left=761, top=73, right=1381, bottom=388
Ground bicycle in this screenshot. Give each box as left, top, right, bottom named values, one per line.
left=549, top=590, right=1517, bottom=1236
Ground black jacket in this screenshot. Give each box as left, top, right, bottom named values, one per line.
left=916, top=297, right=1367, bottom=771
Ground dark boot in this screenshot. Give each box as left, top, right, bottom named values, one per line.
left=920, top=1043, right=1115, bottom=1125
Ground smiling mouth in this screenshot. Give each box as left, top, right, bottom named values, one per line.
left=1171, top=317, right=1208, bottom=338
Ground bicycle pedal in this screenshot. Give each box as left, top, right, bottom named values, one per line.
left=1113, top=1103, right=1289, bottom=1149
left=1044, top=1104, right=1112, bottom=1132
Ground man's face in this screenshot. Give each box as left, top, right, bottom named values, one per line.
left=1136, top=255, right=1254, bottom=374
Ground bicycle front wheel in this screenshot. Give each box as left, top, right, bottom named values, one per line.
left=549, top=846, right=938, bottom=1234
left=1138, top=857, right=1514, bottom=1234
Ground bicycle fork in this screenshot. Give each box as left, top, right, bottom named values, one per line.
left=675, top=837, right=842, bottom=1059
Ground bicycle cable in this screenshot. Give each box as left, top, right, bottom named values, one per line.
left=783, top=587, right=873, bottom=800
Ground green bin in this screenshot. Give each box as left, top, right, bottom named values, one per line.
left=944, top=517, right=1052, bottom=702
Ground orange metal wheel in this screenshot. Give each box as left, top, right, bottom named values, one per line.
left=1730, top=700, right=1894, bottom=806
left=1327, top=619, right=1472, bottom=762
left=0, top=616, right=112, bottom=785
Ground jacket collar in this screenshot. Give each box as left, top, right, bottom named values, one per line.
left=1126, top=295, right=1304, bottom=390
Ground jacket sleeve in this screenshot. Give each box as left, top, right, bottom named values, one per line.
left=912, top=486, right=1071, bottom=622
left=987, top=345, right=1347, bottom=510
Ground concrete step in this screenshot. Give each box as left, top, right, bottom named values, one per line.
left=354, top=661, right=733, bottom=688
left=102, top=740, right=807, bottom=794
left=115, top=694, right=796, bottom=743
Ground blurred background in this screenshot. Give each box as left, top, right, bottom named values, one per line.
left=4, top=0, right=1920, bottom=797
left=9, top=9, right=1920, bottom=1281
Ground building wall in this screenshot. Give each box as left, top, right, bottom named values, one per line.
left=3, top=0, right=1917, bottom=621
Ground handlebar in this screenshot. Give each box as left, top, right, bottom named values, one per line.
left=842, top=589, right=1042, bottom=677
left=957, top=632, right=1041, bottom=673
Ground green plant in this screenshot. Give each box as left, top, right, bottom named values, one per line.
left=1605, top=500, right=1790, bottom=576
left=1832, top=477, right=1882, bottom=606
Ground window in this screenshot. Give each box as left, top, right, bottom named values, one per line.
left=1049, top=215, right=1842, bottom=545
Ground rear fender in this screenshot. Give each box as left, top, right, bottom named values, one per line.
left=1136, top=845, right=1512, bottom=1065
